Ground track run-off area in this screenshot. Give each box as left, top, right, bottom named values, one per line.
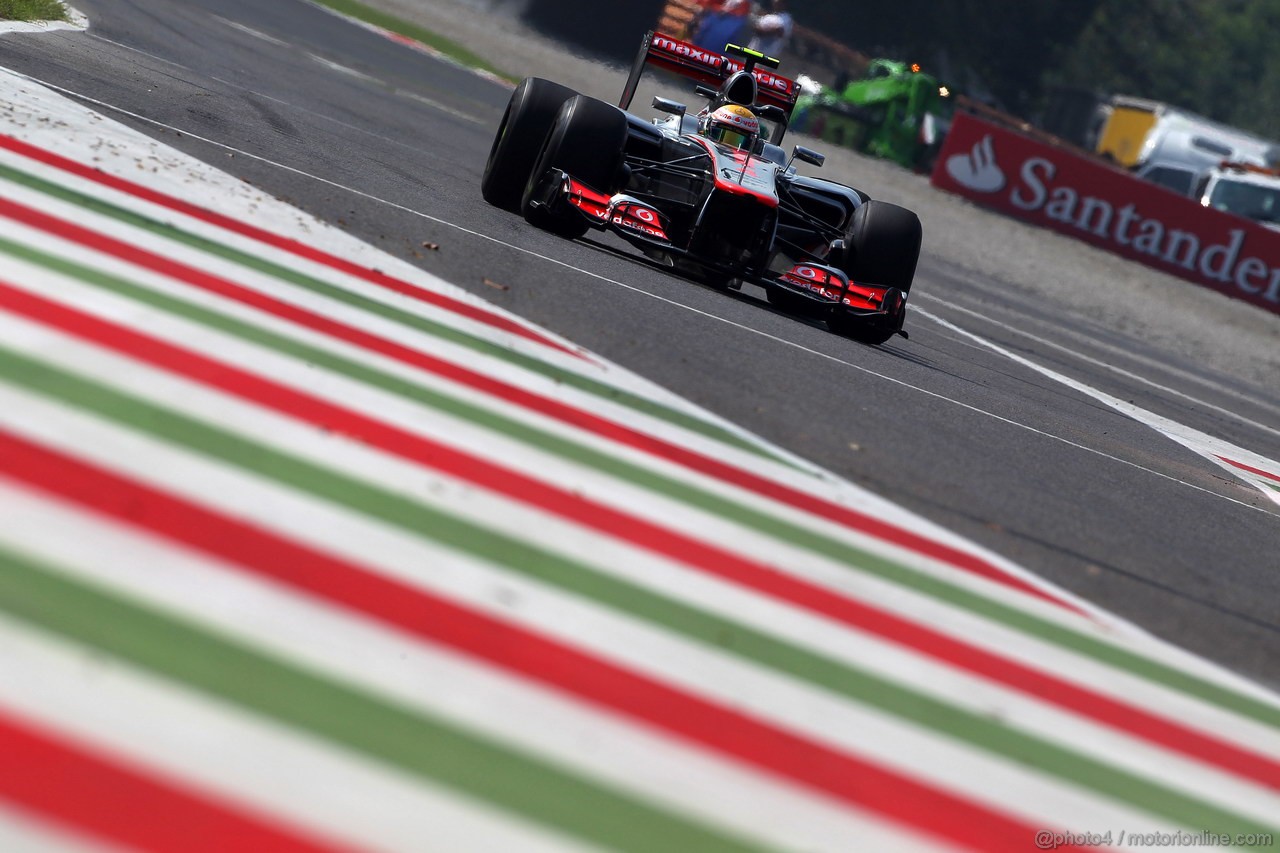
left=1, top=3, right=1279, bottom=852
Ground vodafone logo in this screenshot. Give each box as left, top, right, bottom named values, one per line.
left=945, top=135, right=1006, bottom=193
left=608, top=200, right=667, bottom=240
left=782, top=263, right=846, bottom=300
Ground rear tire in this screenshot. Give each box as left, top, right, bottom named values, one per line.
left=522, top=95, right=628, bottom=238
left=481, top=77, right=578, bottom=211
left=838, top=200, right=921, bottom=291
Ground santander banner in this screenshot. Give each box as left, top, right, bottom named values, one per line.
left=930, top=112, right=1280, bottom=315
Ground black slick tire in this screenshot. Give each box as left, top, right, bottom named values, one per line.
left=521, top=94, right=628, bottom=238
left=839, top=200, right=922, bottom=291
left=481, top=77, right=578, bottom=211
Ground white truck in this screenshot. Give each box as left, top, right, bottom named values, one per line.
left=1195, top=163, right=1280, bottom=231
left=1093, top=96, right=1280, bottom=197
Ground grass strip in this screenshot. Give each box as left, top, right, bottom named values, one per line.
left=0, top=0, right=67, bottom=22
left=307, top=0, right=514, bottom=82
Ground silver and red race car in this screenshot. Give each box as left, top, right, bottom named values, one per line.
left=481, top=32, right=922, bottom=344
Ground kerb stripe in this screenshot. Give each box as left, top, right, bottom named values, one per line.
left=0, top=189, right=1083, bottom=613
left=0, top=711, right=344, bottom=853
left=1217, top=455, right=1280, bottom=485
left=0, top=427, right=1074, bottom=852
left=0, top=132, right=586, bottom=361
left=0, top=280, right=1098, bottom=695
left=7, top=282, right=1280, bottom=791
left=0, top=188, right=783, bottom=463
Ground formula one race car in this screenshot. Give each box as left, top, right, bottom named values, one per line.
left=481, top=32, right=922, bottom=344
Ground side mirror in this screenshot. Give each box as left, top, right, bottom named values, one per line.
left=694, top=84, right=719, bottom=100
left=652, top=96, right=686, bottom=117
left=791, top=145, right=825, bottom=168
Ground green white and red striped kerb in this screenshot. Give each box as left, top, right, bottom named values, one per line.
left=0, top=65, right=1278, bottom=853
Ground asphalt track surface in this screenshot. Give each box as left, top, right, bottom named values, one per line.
left=3, top=0, right=1278, bottom=689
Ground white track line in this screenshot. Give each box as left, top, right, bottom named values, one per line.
left=919, top=292, right=1280, bottom=439
left=920, top=308, right=1280, bottom=509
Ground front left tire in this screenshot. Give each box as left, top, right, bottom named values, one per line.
left=828, top=200, right=920, bottom=343
left=838, top=200, right=922, bottom=291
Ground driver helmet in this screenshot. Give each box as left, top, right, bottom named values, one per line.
left=702, top=104, right=760, bottom=151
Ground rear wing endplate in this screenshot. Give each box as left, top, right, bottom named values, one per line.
left=619, top=31, right=800, bottom=118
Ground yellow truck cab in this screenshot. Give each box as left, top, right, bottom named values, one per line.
left=1095, top=95, right=1162, bottom=167
left=1094, top=96, right=1279, bottom=196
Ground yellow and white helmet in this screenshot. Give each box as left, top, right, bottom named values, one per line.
left=702, top=104, right=760, bottom=151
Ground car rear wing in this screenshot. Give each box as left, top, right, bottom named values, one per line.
left=619, top=31, right=800, bottom=118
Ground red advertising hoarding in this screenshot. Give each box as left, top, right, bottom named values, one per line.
left=930, top=112, right=1280, bottom=316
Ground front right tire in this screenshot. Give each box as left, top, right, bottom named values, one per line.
left=481, top=77, right=579, bottom=211
left=521, top=94, right=629, bottom=238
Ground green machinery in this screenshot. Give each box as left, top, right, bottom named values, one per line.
left=792, top=59, right=951, bottom=170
